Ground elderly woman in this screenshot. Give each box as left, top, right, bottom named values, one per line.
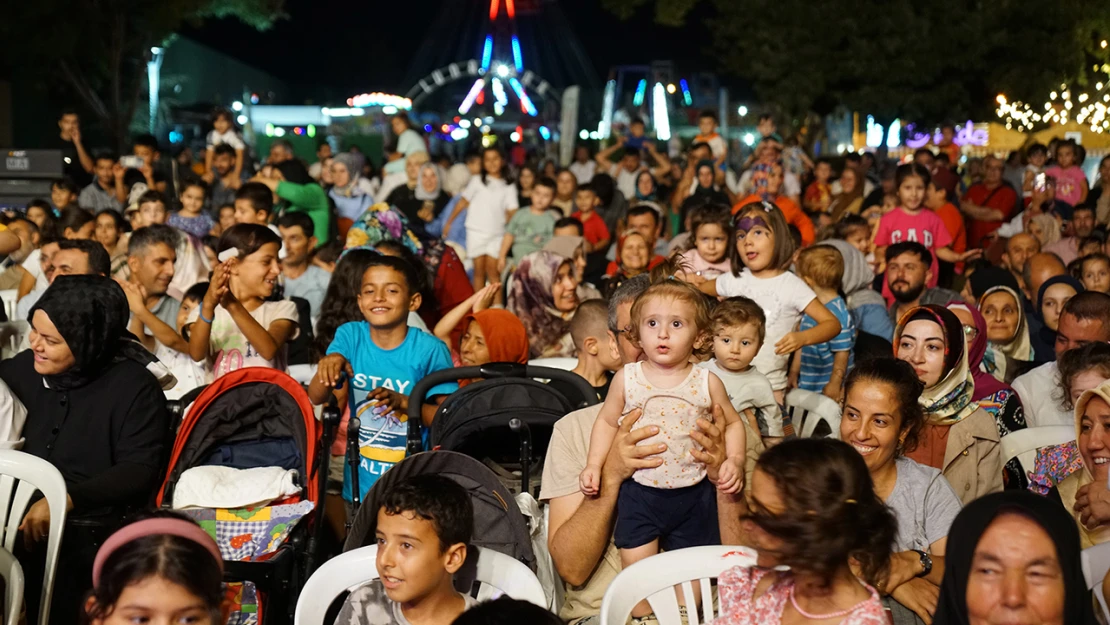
left=894, top=305, right=1004, bottom=505
left=947, top=303, right=1028, bottom=489
left=716, top=438, right=895, bottom=624
left=1, top=275, right=170, bottom=623
left=840, top=358, right=961, bottom=625
left=934, top=491, right=1095, bottom=625
left=600, top=231, right=651, bottom=298
left=507, top=250, right=583, bottom=358
left=977, top=285, right=1034, bottom=383
left=328, top=152, right=375, bottom=226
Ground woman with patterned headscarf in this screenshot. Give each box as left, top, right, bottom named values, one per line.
left=893, top=305, right=1004, bottom=505
left=507, top=250, right=585, bottom=358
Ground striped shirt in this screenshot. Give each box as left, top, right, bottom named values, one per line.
left=798, top=296, right=855, bottom=392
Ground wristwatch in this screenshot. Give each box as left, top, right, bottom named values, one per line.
left=912, top=549, right=933, bottom=578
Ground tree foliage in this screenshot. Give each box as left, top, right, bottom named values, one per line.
left=2, top=0, right=285, bottom=151
left=603, top=0, right=1110, bottom=129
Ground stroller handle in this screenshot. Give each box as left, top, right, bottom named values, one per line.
left=405, top=363, right=600, bottom=455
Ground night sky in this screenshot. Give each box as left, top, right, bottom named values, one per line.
left=182, top=0, right=720, bottom=104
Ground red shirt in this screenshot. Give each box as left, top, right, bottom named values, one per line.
left=732, top=193, right=815, bottom=246
left=606, top=255, right=666, bottom=277
left=962, top=183, right=1018, bottom=249
left=934, top=202, right=967, bottom=272
left=572, top=210, right=610, bottom=246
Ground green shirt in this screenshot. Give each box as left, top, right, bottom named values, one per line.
left=276, top=181, right=332, bottom=247
left=507, top=209, right=556, bottom=260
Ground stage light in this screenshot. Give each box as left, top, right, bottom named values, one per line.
left=652, top=83, right=671, bottom=140
left=632, top=80, right=647, bottom=107
left=236, top=115, right=248, bottom=125
left=738, top=106, right=748, bottom=117
left=232, top=101, right=243, bottom=111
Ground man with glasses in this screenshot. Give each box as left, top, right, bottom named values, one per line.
left=961, top=155, right=1019, bottom=249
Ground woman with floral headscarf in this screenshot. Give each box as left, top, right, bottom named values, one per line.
left=507, top=250, right=584, bottom=358
left=894, top=305, right=1004, bottom=505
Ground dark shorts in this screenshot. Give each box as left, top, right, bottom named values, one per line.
left=614, top=478, right=719, bottom=550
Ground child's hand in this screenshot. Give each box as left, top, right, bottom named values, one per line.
left=204, top=261, right=233, bottom=310
left=473, top=282, right=500, bottom=312
left=367, top=387, right=407, bottom=416
left=116, top=278, right=147, bottom=315
left=579, top=464, right=602, bottom=496
left=315, top=354, right=352, bottom=388
left=716, top=456, right=744, bottom=494
left=960, top=249, right=984, bottom=262
left=775, top=331, right=804, bottom=355
left=202, top=171, right=215, bottom=184
left=822, top=380, right=844, bottom=403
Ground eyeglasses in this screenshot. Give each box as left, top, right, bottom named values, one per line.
left=963, top=325, right=979, bottom=340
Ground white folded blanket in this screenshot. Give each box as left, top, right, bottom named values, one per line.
left=172, top=465, right=301, bottom=509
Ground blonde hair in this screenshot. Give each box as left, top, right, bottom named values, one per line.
left=628, top=262, right=714, bottom=359
left=796, top=245, right=845, bottom=290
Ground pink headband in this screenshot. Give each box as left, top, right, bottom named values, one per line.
left=92, top=519, right=224, bottom=586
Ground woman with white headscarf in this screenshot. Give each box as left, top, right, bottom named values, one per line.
left=327, top=152, right=375, bottom=223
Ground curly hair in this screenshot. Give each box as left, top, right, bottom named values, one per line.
left=1057, top=342, right=1110, bottom=410
left=746, top=438, right=896, bottom=589
left=628, top=261, right=715, bottom=360
left=507, top=250, right=575, bottom=359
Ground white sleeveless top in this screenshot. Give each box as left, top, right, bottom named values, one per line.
left=621, top=362, right=711, bottom=489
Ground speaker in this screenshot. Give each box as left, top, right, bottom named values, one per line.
left=0, top=149, right=63, bottom=209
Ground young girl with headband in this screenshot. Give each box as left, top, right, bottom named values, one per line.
left=83, top=512, right=226, bottom=625
left=699, top=201, right=841, bottom=405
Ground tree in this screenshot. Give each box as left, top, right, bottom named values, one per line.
left=1, top=0, right=285, bottom=152
left=602, top=0, right=1110, bottom=138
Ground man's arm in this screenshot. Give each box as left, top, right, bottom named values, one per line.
left=595, top=140, right=624, bottom=170
left=690, top=404, right=751, bottom=546
left=71, top=127, right=94, bottom=173
left=959, top=199, right=1004, bottom=222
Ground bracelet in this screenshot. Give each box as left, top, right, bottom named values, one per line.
left=199, top=311, right=214, bottom=324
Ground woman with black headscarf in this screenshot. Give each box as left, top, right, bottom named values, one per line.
left=934, top=491, right=1095, bottom=625
left=679, top=159, right=731, bottom=230
left=0, top=275, right=171, bottom=623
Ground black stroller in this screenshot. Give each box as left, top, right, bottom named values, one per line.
left=403, top=363, right=599, bottom=496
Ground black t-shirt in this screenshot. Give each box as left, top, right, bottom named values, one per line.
left=48, top=135, right=90, bottom=187
left=548, top=371, right=613, bottom=409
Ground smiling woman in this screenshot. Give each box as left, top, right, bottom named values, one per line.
left=977, top=285, right=1033, bottom=383
left=840, top=358, right=962, bottom=624
left=507, top=250, right=588, bottom=358
left=0, top=275, right=170, bottom=623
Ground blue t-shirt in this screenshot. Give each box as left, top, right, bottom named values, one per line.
left=327, top=322, right=458, bottom=500
left=798, top=297, right=856, bottom=392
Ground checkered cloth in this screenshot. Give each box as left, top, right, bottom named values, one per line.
left=180, top=500, right=315, bottom=562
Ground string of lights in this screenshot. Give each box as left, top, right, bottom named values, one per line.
left=996, top=40, right=1110, bottom=133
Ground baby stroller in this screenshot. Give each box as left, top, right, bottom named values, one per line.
left=404, top=362, right=599, bottom=496
left=157, top=368, right=338, bottom=625
left=344, top=449, right=536, bottom=569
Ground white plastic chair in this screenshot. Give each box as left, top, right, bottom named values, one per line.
left=784, top=389, right=841, bottom=439
left=600, top=546, right=759, bottom=625
left=0, top=546, right=23, bottom=625
left=294, top=545, right=547, bottom=625
left=0, top=321, right=30, bottom=360
left=999, top=425, right=1075, bottom=478
left=0, top=450, right=68, bottom=625
left=1082, top=542, right=1110, bottom=623
left=528, top=358, right=578, bottom=372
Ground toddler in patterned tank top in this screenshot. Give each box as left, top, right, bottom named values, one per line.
left=580, top=273, right=746, bottom=616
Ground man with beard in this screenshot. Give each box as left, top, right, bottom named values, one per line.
left=1044, top=203, right=1096, bottom=265
left=209, top=143, right=240, bottom=208
left=885, top=241, right=961, bottom=324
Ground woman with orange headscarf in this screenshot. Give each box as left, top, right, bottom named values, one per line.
left=433, top=283, right=529, bottom=386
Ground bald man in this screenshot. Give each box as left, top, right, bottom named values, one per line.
left=1022, top=252, right=1067, bottom=303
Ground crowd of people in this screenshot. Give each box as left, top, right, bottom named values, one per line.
left=4, top=106, right=1110, bottom=625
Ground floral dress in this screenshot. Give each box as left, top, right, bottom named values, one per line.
left=715, top=566, right=888, bottom=625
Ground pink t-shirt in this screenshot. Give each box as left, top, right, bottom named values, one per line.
left=875, top=207, right=952, bottom=290
left=1045, top=165, right=1088, bottom=206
